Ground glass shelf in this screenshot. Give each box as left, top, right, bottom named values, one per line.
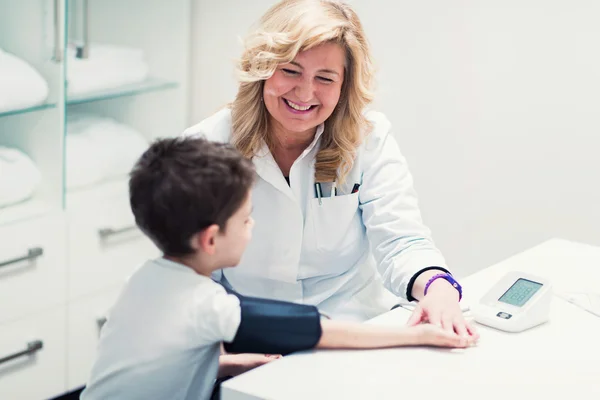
left=66, top=77, right=178, bottom=105
left=0, top=103, right=57, bottom=119
left=0, top=199, right=54, bottom=227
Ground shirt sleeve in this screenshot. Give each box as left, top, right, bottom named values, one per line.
left=192, top=283, right=242, bottom=345
left=359, top=111, right=449, bottom=299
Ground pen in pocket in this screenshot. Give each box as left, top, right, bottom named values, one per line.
left=314, top=182, right=323, bottom=205
left=351, top=183, right=360, bottom=194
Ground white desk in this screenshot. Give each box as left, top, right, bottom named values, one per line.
left=222, top=239, right=600, bottom=400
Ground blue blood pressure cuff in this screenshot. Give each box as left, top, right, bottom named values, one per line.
left=223, top=294, right=322, bottom=356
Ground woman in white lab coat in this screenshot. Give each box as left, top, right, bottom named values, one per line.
left=185, top=0, right=477, bottom=336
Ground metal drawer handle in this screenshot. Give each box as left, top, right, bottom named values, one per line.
left=0, top=247, right=44, bottom=269
left=98, top=225, right=138, bottom=239
left=76, top=0, right=90, bottom=59
left=0, top=340, right=43, bottom=365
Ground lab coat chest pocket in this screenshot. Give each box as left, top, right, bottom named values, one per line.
left=306, top=192, right=360, bottom=253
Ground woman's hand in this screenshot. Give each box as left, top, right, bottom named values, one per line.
left=407, top=323, right=478, bottom=348
left=218, top=353, right=281, bottom=377
left=406, top=279, right=479, bottom=339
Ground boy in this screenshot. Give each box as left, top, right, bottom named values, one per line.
left=81, top=137, right=476, bottom=400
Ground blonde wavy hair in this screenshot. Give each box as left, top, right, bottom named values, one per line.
left=230, top=0, right=375, bottom=182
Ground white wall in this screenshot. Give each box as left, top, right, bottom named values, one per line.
left=191, top=0, right=600, bottom=277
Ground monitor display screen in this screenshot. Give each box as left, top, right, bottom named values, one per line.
left=498, top=278, right=543, bottom=307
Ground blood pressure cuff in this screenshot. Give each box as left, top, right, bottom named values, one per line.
left=223, top=294, right=322, bottom=356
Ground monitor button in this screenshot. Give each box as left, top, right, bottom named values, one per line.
left=496, top=311, right=512, bottom=319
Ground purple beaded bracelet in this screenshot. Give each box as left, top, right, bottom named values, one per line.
left=424, top=273, right=463, bottom=301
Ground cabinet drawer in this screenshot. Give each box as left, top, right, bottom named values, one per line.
left=0, top=213, right=67, bottom=324
left=67, top=289, right=120, bottom=390
left=67, top=180, right=159, bottom=300
left=0, top=308, right=67, bottom=400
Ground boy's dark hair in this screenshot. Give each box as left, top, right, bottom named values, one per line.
left=129, top=136, right=255, bottom=256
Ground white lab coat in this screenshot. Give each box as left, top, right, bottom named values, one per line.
left=184, top=109, right=448, bottom=321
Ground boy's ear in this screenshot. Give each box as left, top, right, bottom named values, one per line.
left=190, top=224, right=221, bottom=255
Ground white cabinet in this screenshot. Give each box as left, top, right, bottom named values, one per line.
left=67, top=180, right=159, bottom=300
left=0, top=213, right=67, bottom=325
left=0, top=308, right=67, bottom=400
left=67, top=289, right=120, bottom=389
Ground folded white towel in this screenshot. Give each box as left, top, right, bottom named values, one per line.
left=66, top=114, right=149, bottom=190
left=66, top=43, right=150, bottom=96
left=0, top=48, right=49, bottom=113
left=0, top=147, right=42, bottom=208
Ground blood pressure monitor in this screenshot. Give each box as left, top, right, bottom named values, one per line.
left=473, top=271, right=552, bottom=332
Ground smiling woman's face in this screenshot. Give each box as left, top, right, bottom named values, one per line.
left=263, top=42, right=346, bottom=136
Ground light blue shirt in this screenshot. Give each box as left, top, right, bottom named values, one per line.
left=81, top=258, right=241, bottom=400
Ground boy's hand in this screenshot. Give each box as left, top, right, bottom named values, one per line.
left=232, top=353, right=281, bottom=375
left=219, top=353, right=281, bottom=377
left=407, top=324, right=479, bottom=348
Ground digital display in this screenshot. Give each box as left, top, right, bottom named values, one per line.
left=498, top=278, right=543, bottom=307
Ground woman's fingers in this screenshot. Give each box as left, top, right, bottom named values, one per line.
left=406, top=305, right=425, bottom=326
left=417, top=324, right=479, bottom=348
left=453, top=317, right=470, bottom=337
left=428, top=325, right=468, bottom=347
left=425, top=309, right=442, bottom=328
left=441, top=314, right=454, bottom=333
left=466, top=321, right=480, bottom=339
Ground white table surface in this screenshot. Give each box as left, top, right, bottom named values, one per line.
left=222, top=238, right=600, bottom=400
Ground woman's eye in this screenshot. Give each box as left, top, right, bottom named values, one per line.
left=282, top=68, right=299, bottom=75
left=317, top=76, right=334, bottom=83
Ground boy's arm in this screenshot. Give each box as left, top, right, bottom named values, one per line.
left=317, top=319, right=473, bottom=349
left=223, top=293, right=476, bottom=356
left=217, top=319, right=470, bottom=378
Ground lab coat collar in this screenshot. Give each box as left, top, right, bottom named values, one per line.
left=301, top=122, right=325, bottom=157
left=253, top=148, right=292, bottom=200
left=252, top=123, right=325, bottom=200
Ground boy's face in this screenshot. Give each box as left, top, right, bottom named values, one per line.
left=215, top=192, right=254, bottom=268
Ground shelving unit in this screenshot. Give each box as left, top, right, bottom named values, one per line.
left=0, top=1, right=191, bottom=399
left=66, top=77, right=178, bottom=105
left=0, top=0, right=65, bottom=231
